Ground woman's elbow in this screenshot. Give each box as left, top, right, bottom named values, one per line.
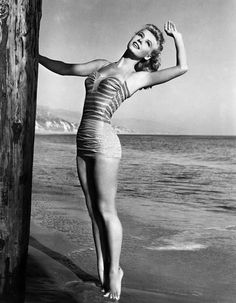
left=52, top=61, right=72, bottom=76
left=178, top=65, right=188, bottom=76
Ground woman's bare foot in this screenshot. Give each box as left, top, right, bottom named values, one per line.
left=97, top=266, right=104, bottom=287
left=101, top=280, right=109, bottom=293
left=104, top=267, right=124, bottom=300
left=99, top=266, right=110, bottom=293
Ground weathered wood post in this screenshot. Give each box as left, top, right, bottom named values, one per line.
left=0, top=0, right=42, bottom=301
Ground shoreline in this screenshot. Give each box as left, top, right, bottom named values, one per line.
left=35, top=132, right=236, bottom=138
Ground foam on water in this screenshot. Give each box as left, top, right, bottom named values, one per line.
left=205, top=225, right=236, bottom=232
left=145, top=242, right=207, bottom=251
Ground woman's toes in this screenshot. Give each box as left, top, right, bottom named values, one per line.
left=103, top=291, right=110, bottom=297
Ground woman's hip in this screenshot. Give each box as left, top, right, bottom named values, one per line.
left=76, top=119, right=122, bottom=158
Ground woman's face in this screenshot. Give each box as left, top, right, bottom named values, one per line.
left=128, top=29, right=159, bottom=59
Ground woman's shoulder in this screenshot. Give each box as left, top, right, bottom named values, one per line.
left=94, top=59, right=111, bottom=70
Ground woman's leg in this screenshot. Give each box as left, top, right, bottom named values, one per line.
left=76, top=156, right=109, bottom=288
left=93, top=155, right=123, bottom=300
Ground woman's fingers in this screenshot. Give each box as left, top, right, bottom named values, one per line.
left=164, top=20, right=177, bottom=34
left=167, top=21, right=170, bottom=31
left=170, top=21, right=177, bottom=31
left=164, top=22, right=168, bottom=31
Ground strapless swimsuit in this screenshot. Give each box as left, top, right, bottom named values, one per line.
left=76, top=71, right=130, bottom=158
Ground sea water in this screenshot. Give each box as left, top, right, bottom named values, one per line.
left=119, top=135, right=236, bottom=210
left=117, top=135, right=236, bottom=253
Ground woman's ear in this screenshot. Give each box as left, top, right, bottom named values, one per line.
left=144, top=54, right=151, bottom=60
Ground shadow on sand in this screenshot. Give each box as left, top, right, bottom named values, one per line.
left=26, top=254, right=79, bottom=303
left=29, top=236, right=97, bottom=284
left=25, top=237, right=107, bottom=303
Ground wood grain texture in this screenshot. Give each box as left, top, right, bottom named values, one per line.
left=0, top=0, right=42, bottom=299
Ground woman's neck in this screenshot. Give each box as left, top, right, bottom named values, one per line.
left=115, top=50, right=140, bottom=73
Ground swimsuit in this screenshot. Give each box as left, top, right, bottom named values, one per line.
left=76, top=71, right=130, bottom=158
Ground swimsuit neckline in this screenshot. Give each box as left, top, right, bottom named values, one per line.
left=90, top=71, right=130, bottom=96
left=94, top=70, right=125, bottom=85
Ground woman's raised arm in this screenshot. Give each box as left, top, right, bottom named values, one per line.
left=39, top=55, right=109, bottom=76
left=128, top=21, right=188, bottom=92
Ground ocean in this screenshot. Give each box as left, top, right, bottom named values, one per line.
left=32, top=134, right=236, bottom=302
left=118, top=135, right=236, bottom=253
left=119, top=135, right=236, bottom=210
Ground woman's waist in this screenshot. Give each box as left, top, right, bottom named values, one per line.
left=77, top=117, right=114, bottom=135
left=80, top=114, right=111, bottom=127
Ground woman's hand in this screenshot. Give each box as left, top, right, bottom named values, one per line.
left=164, top=21, right=181, bottom=38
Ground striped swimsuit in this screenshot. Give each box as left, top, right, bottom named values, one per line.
left=76, top=70, right=130, bottom=158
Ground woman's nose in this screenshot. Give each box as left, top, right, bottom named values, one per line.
left=137, top=38, right=142, bottom=45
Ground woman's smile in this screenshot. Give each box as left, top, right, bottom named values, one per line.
left=132, top=41, right=140, bottom=49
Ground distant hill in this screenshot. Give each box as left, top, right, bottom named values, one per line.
left=36, top=106, right=79, bottom=134
left=36, top=106, right=134, bottom=134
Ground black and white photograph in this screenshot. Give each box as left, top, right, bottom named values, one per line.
left=0, top=1, right=236, bottom=302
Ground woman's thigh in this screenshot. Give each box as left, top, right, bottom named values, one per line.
left=93, top=155, right=120, bottom=211
left=76, top=155, right=96, bottom=215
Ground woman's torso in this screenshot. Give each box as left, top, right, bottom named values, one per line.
left=81, top=69, right=130, bottom=124
left=76, top=67, right=131, bottom=158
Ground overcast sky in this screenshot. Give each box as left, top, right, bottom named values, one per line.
left=38, top=0, right=236, bottom=135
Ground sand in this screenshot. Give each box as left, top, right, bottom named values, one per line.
left=26, top=221, right=206, bottom=303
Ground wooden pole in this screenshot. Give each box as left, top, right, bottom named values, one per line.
left=0, top=1, right=41, bottom=301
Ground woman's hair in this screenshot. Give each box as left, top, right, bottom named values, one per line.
left=135, top=24, right=165, bottom=73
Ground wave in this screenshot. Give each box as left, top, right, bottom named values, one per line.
left=145, top=243, right=207, bottom=251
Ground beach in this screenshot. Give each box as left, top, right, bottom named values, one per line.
left=26, top=134, right=236, bottom=303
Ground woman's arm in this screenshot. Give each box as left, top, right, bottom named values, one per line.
left=39, top=55, right=109, bottom=76
left=128, top=21, right=188, bottom=92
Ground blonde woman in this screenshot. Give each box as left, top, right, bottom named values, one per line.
left=39, top=21, right=187, bottom=300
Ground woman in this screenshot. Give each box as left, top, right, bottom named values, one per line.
left=39, top=21, right=187, bottom=300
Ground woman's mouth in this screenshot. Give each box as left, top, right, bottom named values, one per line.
left=133, top=41, right=140, bottom=49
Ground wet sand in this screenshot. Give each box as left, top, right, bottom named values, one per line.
left=26, top=221, right=206, bottom=303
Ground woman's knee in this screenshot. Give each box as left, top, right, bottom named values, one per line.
left=98, top=199, right=117, bottom=219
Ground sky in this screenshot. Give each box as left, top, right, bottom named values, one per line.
left=37, top=0, right=236, bottom=135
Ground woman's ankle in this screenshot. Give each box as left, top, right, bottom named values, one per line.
left=109, top=266, right=122, bottom=275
